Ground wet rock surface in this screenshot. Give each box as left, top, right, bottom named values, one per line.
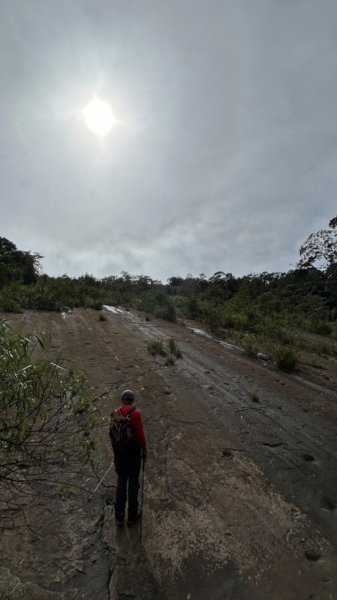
left=1, top=308, right=337, bottom=599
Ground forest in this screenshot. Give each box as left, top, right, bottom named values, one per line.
left=1, top=216, right=337, bottom=373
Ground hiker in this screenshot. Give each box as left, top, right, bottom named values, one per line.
left=109, top=389, right=147, bottom=527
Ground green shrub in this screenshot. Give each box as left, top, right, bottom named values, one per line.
left=165, top=353, right=175, bottom=367
left=147, top=338, right=165, bottom=356
left=0, top=319, right=93, bottom=503
left=222, top=313, right=237, bottom=329
left=167, top=337, right=182, bottom=358
left=202, top=305, right=224, bottom=335
left=86, top=299, right=103, bottom=310
left=308, top=321, right=332, bottom=336
left=310, top=341, right=329, bottom=356
left=242, top=335, right=259, bottom=357
left=159, top=303, right=177, bottom=323
left=99, top=313, right=107, bottom=322
left=261, top=326, right=294, bottom=345
left=0, top=296, right=22, bottom=313
left=270, top=344, right=297, bottom=372
left=74, top=393, right=91, bottom=415
left=186, top=297, right=200, bottom=318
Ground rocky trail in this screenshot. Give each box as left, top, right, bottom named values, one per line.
left=1, top=307, right=337, bottom=600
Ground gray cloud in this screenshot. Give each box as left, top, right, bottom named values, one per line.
left=1, top=0, right=337, bottom=281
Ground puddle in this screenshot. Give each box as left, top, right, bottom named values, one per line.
left=188, top=326, right=212, bottom=339
left=218, top=340, right=243, bottom=352
left=187, top=326, right=243, bottom=354
left=103, top=305, right=125, bottom=314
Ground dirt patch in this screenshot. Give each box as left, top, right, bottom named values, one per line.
left=1, top=308, right=337, bottom=599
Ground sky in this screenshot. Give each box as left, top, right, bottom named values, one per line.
left=1, top=0, right=337, bottom=282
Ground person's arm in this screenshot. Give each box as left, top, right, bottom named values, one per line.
left=132, top=410, right=147, bottom=457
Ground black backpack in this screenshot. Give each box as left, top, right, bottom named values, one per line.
left=109, top=407, right=135, bottom=452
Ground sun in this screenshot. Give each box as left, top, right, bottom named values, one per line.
left=83, top=98, right=116, bottom=136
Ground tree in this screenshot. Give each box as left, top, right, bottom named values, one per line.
left=0, top=237, right=42, bottom=288
left=298, top=217, right=337, bottom=269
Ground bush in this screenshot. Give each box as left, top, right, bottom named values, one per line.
left=309, top=340, right=329, bottom=356
left=0, top=296, right=22, bottom=313
left=242, top=335, right=259, bottom=357
left=259, top=321, right=294, bottom=345
left=147, top=338, right=165, bottom=356
left=147, top=336, right=183, bottom=365
left=202, top=305, right=224, bottom=335
left=99, top=313, right=107, bottom=321
left=158, top=303, right=177, bottom=323
left=0, top=319, right=93, bottom=519
left=308, top=321, right=332, bottom=336
left=186, top=297, right=200, bottom=318
left=86, top=299, right=103, bottom=310
left=165, top=353, right=175, bottom=367
left=222, top=313, right=237, bottom=329
left=270, top=344, right=297, bottom=372
left=167, top=337, right=182, bottom=358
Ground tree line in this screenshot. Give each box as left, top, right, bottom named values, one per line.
left=0, top=217, right=336, bottom=334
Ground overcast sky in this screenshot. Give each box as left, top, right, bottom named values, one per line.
left=1, top=0, right=337, bottom=281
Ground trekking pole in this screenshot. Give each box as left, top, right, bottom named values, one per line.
left=88, top=461, right=114, bottom=501
left=139, top=457, right=146, bottom=542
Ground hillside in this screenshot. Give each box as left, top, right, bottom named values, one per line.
left=1, top=306, right=337, bottom=599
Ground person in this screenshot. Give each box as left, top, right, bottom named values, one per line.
left=110, top=389, right=147, bottom=527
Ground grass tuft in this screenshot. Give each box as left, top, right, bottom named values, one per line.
left=167, top=337, right=183, bottom=358
left=165, top=353, right=175, bottom=367
left=147, top=338, right=166, bottom=356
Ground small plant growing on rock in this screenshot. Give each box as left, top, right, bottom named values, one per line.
left=147, top=336, right=182, bottom=365
left=167, top=337, right=182, bottom=358
left=99, top=313, right=107, bottom=322
left=249, top=390, right=260, bottom=403
left=165, top=353, right=175, bottom=367
left=147, top=338, right=165, bottom=356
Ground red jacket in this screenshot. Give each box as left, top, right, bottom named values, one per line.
left=111, top=404, right=147, bottom=456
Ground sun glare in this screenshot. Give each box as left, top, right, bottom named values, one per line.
left=83, top=98, right=116, bottom=136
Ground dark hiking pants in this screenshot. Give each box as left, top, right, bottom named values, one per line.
left=114, top=453, right=141, bottom=521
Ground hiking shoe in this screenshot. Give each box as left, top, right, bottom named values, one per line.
left=115, top=518, right=124, bottom=527
left=127, top=512, right=142, bottom=527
